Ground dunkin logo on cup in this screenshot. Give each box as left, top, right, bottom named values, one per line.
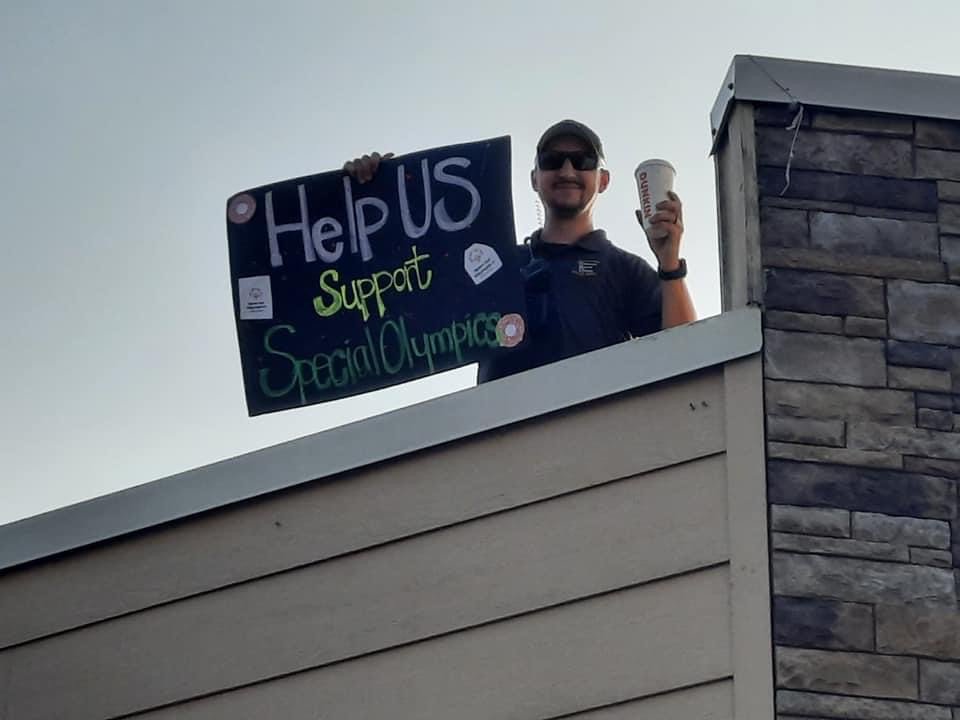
left=638, top=171, right=653, bottom=222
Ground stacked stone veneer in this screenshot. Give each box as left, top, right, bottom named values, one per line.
left=754, top=105, right=960, bottom=720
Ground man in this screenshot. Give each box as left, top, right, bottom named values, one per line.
left=343, top=119, right=696, bottom=381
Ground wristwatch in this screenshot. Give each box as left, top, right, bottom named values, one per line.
left=658, top=258, right=687, bottom=281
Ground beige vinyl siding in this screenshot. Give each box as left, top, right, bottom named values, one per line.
left=130, top=567, right=733, bottom=720
left=561, top=680, right=734, bottom=720
left=2, top=458, right=729, bottom=720
left=0, top=370, right=725, bottom=648
left=0, top=355, right=771, bottom=720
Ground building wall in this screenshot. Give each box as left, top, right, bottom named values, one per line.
left=0, top=358, right=771, bottom=720
left=718, top=100, right=960, bottom=719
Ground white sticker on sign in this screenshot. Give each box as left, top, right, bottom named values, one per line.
left=464, top=243, right=503, bottom=285
left=239, top=276, right=273, bottom=320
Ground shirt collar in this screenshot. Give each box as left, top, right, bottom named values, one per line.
left=527, top=228, right=610, bottom=253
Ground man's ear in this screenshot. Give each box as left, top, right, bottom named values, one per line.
left=530, top=168, right=539, bottom=192
left=598, top=168, right=610, bottom=193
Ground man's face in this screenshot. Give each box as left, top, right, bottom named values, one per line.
left=532, top=135, right=609, bottom=219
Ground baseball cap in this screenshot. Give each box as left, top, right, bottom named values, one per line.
left=536, top=119, right=605, bottom=160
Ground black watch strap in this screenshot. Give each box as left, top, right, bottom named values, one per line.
left=658, top=258, right=687, bottom=280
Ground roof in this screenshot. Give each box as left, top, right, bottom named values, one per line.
left=0, top=307, right=762, bottom=571
left=711, top=55, right=960, bottom=153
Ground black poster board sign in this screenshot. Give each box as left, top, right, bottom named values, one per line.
left=227, top=136, right=527, bottom=416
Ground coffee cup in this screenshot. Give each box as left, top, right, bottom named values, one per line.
left=634, top=159, right=677, bottom=231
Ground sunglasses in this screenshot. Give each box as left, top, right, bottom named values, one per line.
left=536, top=150, right=600, bottom=171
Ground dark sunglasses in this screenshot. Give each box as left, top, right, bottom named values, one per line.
left=536, top=150, right=600, bottom=171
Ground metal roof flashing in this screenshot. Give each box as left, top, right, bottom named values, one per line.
left=0, top=307, right=762, bottom=572
left=710, top=55, right=960, bottom=154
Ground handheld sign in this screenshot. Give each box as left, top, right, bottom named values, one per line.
left=227, top=136, right=527, bottom=416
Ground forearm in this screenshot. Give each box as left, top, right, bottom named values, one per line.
left=643, top=190, right=695, bottom=329
left=661, top=278, right=697, bottom=329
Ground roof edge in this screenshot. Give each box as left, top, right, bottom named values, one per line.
left=0, top=307, right=762, bottom=571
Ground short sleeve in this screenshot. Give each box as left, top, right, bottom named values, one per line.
left=621, top=252, right=662, bottom=338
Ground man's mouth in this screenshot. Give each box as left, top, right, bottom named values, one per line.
left=554, top=182, right=582, bottom=189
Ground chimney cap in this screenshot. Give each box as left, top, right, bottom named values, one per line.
left=710, top=55, right=960, bottom=154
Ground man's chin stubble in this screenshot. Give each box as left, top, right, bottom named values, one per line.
left=546, top=202, right=585, bottom=219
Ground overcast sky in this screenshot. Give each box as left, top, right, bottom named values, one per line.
left=3, top=0, right=960, bottom=525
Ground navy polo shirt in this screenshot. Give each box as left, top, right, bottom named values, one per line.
left=478, top=229, right=662, bottom=382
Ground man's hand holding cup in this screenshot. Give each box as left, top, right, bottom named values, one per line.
left=634, top=159, right=684, bottom=272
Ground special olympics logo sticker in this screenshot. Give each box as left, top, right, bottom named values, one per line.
left=496, top=313, right=525, bottom=348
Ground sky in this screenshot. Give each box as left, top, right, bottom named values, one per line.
left=3, top=0, right=960, bottom=525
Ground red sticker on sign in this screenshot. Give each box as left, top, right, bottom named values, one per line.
left=228, top=193, right=257, bottom=224
left=496, top=313, right=525, bottom=348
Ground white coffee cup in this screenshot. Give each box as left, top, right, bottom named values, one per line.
left=634, top=159, right=677, bottom=231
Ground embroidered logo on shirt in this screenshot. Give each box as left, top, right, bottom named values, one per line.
left=573, top=259, right=599, bottom=277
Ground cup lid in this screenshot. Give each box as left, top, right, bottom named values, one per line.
left=634, top=159, right=676, bottom=175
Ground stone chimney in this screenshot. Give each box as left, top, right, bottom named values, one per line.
left=714, top=56, right=960, bottom=719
